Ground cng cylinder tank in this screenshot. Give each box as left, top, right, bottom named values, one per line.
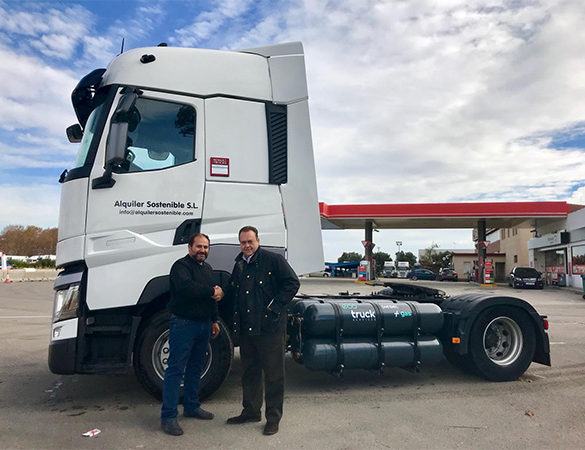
left=299, top=300, right=443, bottom=338
left=302, top=336, right=443, bottom=371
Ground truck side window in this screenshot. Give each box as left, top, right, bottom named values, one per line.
left=113, top=97, right=196, bottom=173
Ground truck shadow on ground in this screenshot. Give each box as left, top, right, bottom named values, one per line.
left=282, top=354, right=480, bottom=394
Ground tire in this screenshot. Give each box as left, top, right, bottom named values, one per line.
left=133, top=310, right=233, bottom=400
left=467, top=306, right=536, bottom=381
left=411, top=276, right=418, bottom=281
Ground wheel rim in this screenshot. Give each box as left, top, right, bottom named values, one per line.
left=482, top=316, right=523, bottom=366
left=152, top=330, right=213, bottom=381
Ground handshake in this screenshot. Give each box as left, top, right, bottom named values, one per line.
left=212, top=285, right=224, bottom=302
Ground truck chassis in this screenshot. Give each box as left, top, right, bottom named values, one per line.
left=127, top=282, right=550, bottom=399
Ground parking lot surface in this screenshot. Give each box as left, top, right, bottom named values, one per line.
left=1, top=279, right=584, bottom=449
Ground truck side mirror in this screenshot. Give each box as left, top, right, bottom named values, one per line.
left=66, top=124, right=83, bottom=143
left=92, top=89, right=140, bottom=189
left=105, top=121, right=130, bottom=168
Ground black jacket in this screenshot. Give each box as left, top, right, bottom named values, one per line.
left=168, top=255, right=219, bottom=322
left=228, top=247, right=300, bottom=336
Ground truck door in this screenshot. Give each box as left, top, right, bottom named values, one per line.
left=85, top=90, right=205, bottom=310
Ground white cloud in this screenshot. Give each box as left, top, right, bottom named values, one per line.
left=0, top=46, right=78, bottom=136
left=0, top=184, right=60, bottom=230
left=76, top=1, right=169, bottom=70
left=568, top=186, right=585, bottom=205
left=0, top=3, right=93, bottom=60
left=253, top=0, right=585, bottom=206
left=30, top=33, right=79, bottom=59
left=170, top=0, right=255, bottom=46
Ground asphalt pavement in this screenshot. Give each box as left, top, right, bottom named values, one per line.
left=1, top=279, right=584, bottom=449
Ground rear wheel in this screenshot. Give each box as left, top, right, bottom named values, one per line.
left=133, top=310, right=233, bottom=400
left=411, top=276, right=418, bottom=281
left=467, top=306, right=536, bottom=381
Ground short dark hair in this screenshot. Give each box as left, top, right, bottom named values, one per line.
left=238, top=226, right=258, bottom=239
left=188, top=233, right=210, bottom=246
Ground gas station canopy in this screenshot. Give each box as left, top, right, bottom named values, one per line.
left=319, top=201, right=578, bottom=230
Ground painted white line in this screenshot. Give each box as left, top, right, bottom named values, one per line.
left=550, top=342, right=566, bottom=345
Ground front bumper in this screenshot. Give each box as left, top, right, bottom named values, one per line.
left=514, top=278, right=544, bottom=288
left=48, top=336, right=77, bottom=374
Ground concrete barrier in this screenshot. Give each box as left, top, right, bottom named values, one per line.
left=2, top=268, right=59, bottom=282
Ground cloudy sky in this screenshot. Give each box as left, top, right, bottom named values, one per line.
left=1, top=0, right=584, bottom=261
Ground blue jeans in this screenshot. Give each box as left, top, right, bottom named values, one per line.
left=161, top=316, right=211, bottom=422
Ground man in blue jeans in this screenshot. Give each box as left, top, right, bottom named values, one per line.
left=161, top=233, right=223, bottom=436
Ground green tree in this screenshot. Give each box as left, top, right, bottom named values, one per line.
left=338, top=251, right=363, bottom=262
left=418, top=243, right=452, bottom=272
left=395, top=250, right=417, bottom=266
left=373, top=251, right=392, bottom=274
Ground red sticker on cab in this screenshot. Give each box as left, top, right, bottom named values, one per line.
left=210, top=157, right=229, bottom=177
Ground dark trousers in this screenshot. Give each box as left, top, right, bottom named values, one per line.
left=161, top=316, right=211, bottom=422
left=239, top=331, right=285, bottom=423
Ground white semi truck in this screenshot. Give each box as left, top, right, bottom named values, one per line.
left=396, top=261, right=411, bottom=278
left=50, top=43, right=550, bottom=399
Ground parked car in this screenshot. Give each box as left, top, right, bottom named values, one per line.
left=308, top=270, right=330, bottom=277
left=438, top=268, right=458, bottom=281
left=507, top=267, right=544, bottom=289
left=406, top=268, right=436, bottom=281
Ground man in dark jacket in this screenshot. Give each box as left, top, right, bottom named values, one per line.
left=226, top=226, right=300, bottom=435
left=160, top=233, right=223, bottom=436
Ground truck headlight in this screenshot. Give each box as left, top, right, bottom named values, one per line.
left=53, top=284, right=80, bottom=322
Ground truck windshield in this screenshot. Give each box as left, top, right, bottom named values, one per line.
left=71, top=103, right=104, bottom=170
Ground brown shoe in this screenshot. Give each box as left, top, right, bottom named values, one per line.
left=226, top=414, right=262, bottom=424
left=263, top=421, right=279, bottom=435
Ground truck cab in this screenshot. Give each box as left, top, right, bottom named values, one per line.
left=50, top=43, right=323, bottom=397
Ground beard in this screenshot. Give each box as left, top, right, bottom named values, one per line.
left=192, top=251, right=208, bottom=263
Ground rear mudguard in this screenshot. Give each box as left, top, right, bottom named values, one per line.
left=439, top=293, right=550, bottom=366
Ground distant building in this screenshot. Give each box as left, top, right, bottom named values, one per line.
left=498, top=222, right=533, bottom=270
left=529, top=207, right=585, bottom=288
left=449, top=251, right=506, bottom=282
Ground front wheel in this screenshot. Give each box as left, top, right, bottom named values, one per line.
left=411, top=276, right=418, bottom=281
left=133, top=310, right=233, bottom=400
left=467, top=306, right=536, bottom=381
